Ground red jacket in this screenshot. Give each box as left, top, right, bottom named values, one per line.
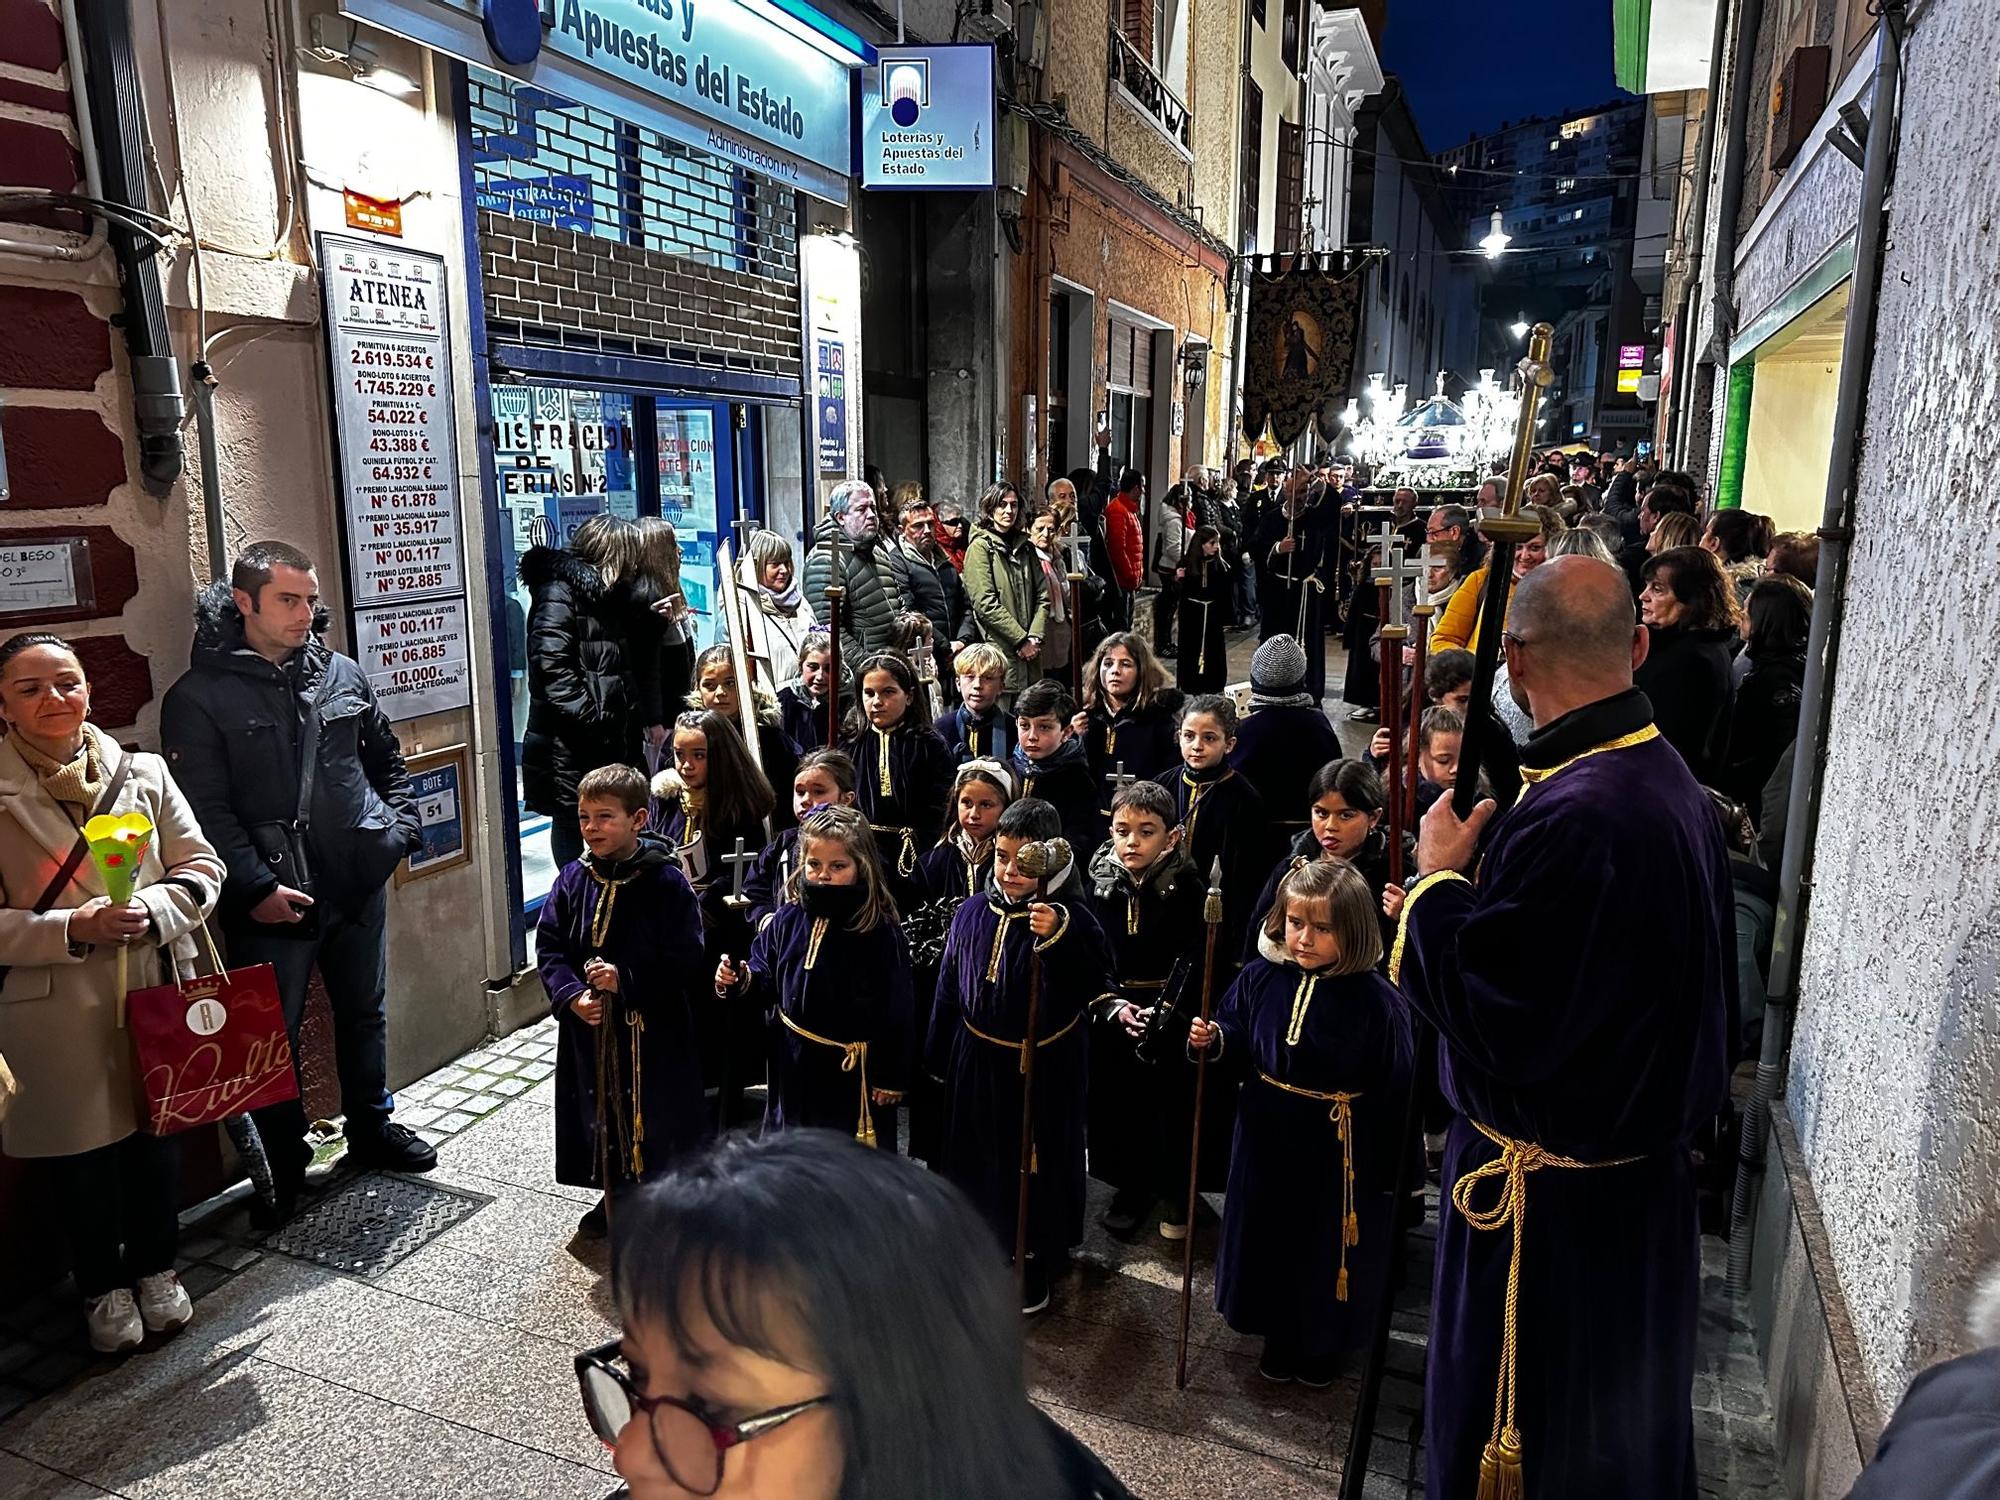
left=1105, top=492, right=1144, bottom=590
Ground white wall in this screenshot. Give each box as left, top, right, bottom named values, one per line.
left=1785, top=0, right=2000, bottom=1411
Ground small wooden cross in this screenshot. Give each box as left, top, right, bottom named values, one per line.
left=1104, top=760, right=1137, bottom=798
left=721, top=837, right=756, bottom=910
left=1059, top=512, right=1092, bottom=580
left=1374, top=541, right=1425, bottom=633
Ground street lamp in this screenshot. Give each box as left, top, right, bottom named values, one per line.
left=1509, top=318, right=1530, bottom=340
left=1479, top=209, right=1511, bottom=259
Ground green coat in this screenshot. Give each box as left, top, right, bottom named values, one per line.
left=963, top=519, right=1049, bottom=691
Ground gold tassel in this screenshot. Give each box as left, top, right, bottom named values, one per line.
left=1476, top=1430, right=1523, bottom=1500
left=1336, top=1267, right=1349, bottom=1302
left=627, top=1011, right=646, bottom=1178
left=1345, top=1210, right=1360, bottom=1247
left=875, top=727, right=895, bottom=797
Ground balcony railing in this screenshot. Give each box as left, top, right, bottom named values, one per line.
left=1108, top=27, right=1193, bottom=154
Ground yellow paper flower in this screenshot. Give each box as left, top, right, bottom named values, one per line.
left=83, top=810, right=155, bottom=903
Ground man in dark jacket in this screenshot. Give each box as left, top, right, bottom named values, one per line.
left=888, top=493, right=969, bottom=687
left=161, top=542, right=432, bottom=1210
left=801, top=478, right=907, bottom=666
left=1846, top=1266, right=2000, bottom=1500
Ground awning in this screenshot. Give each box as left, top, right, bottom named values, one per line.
left=1613, top=0, right=1718, bottom=94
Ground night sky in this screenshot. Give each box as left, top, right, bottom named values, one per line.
left=1381, top=0, right=1632, bottom=151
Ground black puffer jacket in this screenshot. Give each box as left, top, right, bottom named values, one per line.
left=160, top=583, right=418, bottom=919
left=518, top=544, right=638, bottom=815
left=1635, top=624, right=1738, bottom=786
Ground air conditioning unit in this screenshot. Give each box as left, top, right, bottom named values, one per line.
left=1768, top=46, right=1830, bottom=171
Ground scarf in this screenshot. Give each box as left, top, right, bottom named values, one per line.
left=14, top=725, right=107, bottom=816
left=760, top=576, right=807, bottom=617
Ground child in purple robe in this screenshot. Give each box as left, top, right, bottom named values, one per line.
left=536, top=764, right=709, bottom=1240
left=715, top=806, right=913, bottom=1148
left=841, top=651, right=955, bottom=891
left=1156, top=694, right=1275, bottom=965
left=1082, top=779, right=1217, bottom=1242
left=1074, top=633, right=1184, bottom=805
left=928, top=797, right=1113, bottom=1316
left=776, top=630, right=842, bottom=753
left=935, top=643, right=1016, bottom=764
left=652, top=710, right=776, bottom=1127
left=1189, top=858, right=1413, bottom=1385
left=906, top=759, right=1014, bottom=1164
left=1245, top=758, right=1411, bottom=964
left=1010, top=679, right=1107, bottom=858
left=741, top=749, right=856, bottom=933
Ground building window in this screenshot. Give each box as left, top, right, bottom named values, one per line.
left=1282, top=0, right=1304, bottom=74
left=1277, top=119, right=1303, bottom=252
left=1251, top=0, right=1265, bottom=29
left=1106, top=319, right=1155, bottom=477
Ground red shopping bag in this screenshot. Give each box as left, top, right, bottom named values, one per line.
left=128, top=925, right=298, bottom=1136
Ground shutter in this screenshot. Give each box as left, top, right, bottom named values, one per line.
left=1129, top=329, right=1153, bottom=397
left=1108, top=322, right=1135, bottom=390
left=1277, top=119, right=1304, bottom=251
left=1121, top=0, right=1148, bottom=53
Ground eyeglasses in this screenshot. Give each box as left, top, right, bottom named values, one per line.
left=575, top=1341, right=833, bottom=1496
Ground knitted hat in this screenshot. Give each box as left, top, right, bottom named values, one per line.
left=1249, top=635, right=1315, bottom=710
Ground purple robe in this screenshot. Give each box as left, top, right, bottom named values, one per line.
left=740, top=885, right=914, bottom=1144
left=1012, top=739, right=1107, bottom=859
left=1154, top=763, right=1276, bottom=965
left=1212, top=949, right=1412, bottom=1361
left=1229, top=703, right=1344, bottom=849
left=535, top=844, right=708, bottom=1188
left=1080, top=692, right=1184, bottom=804
left=904, top=834, right=991, bottom=1163
left=843, top=721, right=955, bottom=891
left=1395, top=689, right=1733, bottom=1500
left=936, top=703, right=1016, bottom=765
left=927, top=873, right=1112, bottom=1261
left=740, top=825, right=800, bottom=932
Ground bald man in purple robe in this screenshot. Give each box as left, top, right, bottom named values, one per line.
left=1394, top=556, right=1734, bottom=1500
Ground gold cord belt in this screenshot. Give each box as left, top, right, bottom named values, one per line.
left=1452, top=1119, right=1645, bottom=1499
left=869, top=822, right=919, bottom=876
left=1257, top=1072, right=1361, bottom=1300
left=961, top=1011, right=1081, bottom=1073
left=780, top=1011, right=874, bottom=1146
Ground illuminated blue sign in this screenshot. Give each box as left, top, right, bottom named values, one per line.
left=861, top=44, right=996, bottom=191
left=344, top=0, right=867, bottom=202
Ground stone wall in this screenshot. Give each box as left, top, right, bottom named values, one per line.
left=1785, top=0, right=2000, bottom=1413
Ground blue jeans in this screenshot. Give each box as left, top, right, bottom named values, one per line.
left=231, top=883, right=393, bottom=1179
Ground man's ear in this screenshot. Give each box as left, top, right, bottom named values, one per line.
left=1165, top=824, right=1184, bottom=850
left=633, top=805, right=650, bottom=833
left=232, top=586, right=257, bottom=617
left=1631, top=625, right=1651, bottom=674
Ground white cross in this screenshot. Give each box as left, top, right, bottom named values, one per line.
left=721, top=837, right=756, bottom=909
left=1375, top=542, right=1424, bottom=632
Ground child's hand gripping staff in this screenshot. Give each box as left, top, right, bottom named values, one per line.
left=82, top=811, right=155, bottom=1025
left=1012, top=837, right=1072, bottom=1292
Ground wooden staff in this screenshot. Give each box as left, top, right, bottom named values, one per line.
left=1174, top=857, right=1225, bottom=1390
left=1012, top=837, right=1073, bottom=1291
left=1059, top=512, right=1090, bottom=708
left=1404, top=544, right=1443, bottom=828
left=1378, top=579, right=1407, bottom=888
left=823, top=520, right=846, bottom=749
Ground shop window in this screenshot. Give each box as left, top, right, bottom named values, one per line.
left=468, top=69, right=795, bottom=282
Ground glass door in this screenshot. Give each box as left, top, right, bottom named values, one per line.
left=491, top=381, right=739, bottom=913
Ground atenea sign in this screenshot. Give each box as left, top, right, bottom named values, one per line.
left=343, top=0, right=868, bottom=202
left=860, top=44, right=996, bottom=191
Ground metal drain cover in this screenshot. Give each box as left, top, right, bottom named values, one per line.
left=263, top=1173, right=491, bottom=1277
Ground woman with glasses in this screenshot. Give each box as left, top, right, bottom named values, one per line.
left=577, top=1129, right=1134, bottom=1499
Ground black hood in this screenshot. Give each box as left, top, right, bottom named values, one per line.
left=190, top=579, right=331, bottom=679
left=518, top=544, right=604, bottom=599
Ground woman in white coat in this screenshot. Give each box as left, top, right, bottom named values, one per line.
left=0, top=632, right=223, bottom=1354
left=736, top=529, right=819, bottom=689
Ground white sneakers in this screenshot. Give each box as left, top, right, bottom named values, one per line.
left=136, top=1271, right=193, bottom=1335
left=86, top=1272, right=193, bottom=1354
left=85, top=1289, right=143, bottom=1354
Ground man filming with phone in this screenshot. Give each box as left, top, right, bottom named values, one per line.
left=163, top=542, right=433, bottom=1220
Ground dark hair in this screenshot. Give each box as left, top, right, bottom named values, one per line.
left=1110, top=779, right=1177, bottom=823
left=1642, top=546, right=1741, bottom=632
left=1745, top=575, right=1813, bottom=660
left=612, top=1132, right=1065, bottom=1500
left=1705, top=509, right=1774, bottom=563
left=1185, top=525, right=1225, bottom=587
left=1306, top=757, right=1387, bottom=814
left=996, top=796, right=1061, bottom=842
left=575, top=762, right=649, bottom=815
left=1013, top=679, right=1075, bottom=724
left=849, top=651, right=932, bottom=733
left=1116, top=467, right=1143, bottom=496
left=1425, top=648, right=1475, bottom=702
left=1178, top=692, right=1238, bottom=737
left=1767, top=531, right=1819, bottom=587
left=977, top=483, right=1022, bottom=526
left=232, top=540, right=316, bottom=599
left=1644, top=473, right=1699, bottom=517
left=1420, top=705, right=1465, bottom=749
left=672, top=710, right=777, bottom=829
left=0, top=631, right=76, bottom=675
left=795, top=747, right=858, bottom=798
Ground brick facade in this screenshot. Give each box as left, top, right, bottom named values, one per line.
left=477, top=211, right=802, bottom=383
